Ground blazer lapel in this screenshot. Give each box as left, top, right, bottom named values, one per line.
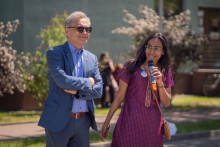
left=83, top=51, right=88, bottom=78
left=64, top=42, right=75, bottom=76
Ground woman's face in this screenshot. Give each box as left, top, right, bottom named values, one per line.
left=103, top=53, right=109, bottom=62
left=145, top=38, right=164, bottom=66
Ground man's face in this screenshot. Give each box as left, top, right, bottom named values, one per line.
left=65, top=18, right=90, bottom=48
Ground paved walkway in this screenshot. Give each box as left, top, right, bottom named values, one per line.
left=0, top=109, right=220, bottom=143
left=163, top=136, right=220, bottom=147
left=90, top=136, right=220, bottom=147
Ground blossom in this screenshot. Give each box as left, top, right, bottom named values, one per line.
left=0, top=20, right=32, bottom=96
left=112, top=5, right=208, bottom=72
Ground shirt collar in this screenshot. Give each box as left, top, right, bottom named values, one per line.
left=67, top=41, right=84, bottom=55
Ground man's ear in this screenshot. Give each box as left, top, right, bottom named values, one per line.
left=65, top=28, right=69, bottom=37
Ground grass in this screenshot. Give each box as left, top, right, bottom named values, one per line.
left=0, top=108, right=121, bottom=124
left=0, top=136, right=45, bottom=147
left=1, top=120, right=219, bottom=146
left=0, top=131, right=113, bottom=147
left=171, top=95, right=220, bottom=109
left=95, top=108, right=121, bottom=115
left=1, top=95, right=219, bottom=146
left=0, top=95, right=219, bottom=124
left=0, top=111, right=42, bottom=124
left=90, top=131, right=113, bottom=143
left=176, top=119, right=220, bottom=134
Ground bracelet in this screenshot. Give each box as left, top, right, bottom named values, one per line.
left=158, top=84, right=164, bottom=88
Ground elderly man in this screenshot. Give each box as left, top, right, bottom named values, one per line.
left=38, top=11, right=103, bottom=147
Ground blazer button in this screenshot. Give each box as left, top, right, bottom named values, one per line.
left=68, top=108, right=71, bottom=111
left=71, top=94, right=74, bottom=98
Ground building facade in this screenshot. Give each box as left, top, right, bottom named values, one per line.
left=0, top=0, right=220, bottom=100
left=0, top=0, right=154, bottom=64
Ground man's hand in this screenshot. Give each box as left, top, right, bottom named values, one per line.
left=89, top=77, right=95, bottom=87
left=64, top=90, right=77, bottom=95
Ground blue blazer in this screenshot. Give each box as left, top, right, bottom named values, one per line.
left=38, top=42, right=103, bottom=132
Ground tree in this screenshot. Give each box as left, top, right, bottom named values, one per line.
left=154, top=0, right=181, bottom=18
left=0, top=20, right=32, bottom=96
left=112, top=5, right=208, bottom=72
left=25, top=11, right=68, bottom=101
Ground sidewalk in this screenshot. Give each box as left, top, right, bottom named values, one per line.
left=90, top=136, right=220, bottom=147
left=0, top=109, right=220, bottom=145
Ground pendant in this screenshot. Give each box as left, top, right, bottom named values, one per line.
left=141, top=71, right=148, bottom=77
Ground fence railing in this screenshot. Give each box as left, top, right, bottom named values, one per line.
left=199, top=35, right=220, bottom=69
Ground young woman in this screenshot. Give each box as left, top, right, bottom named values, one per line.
left=99, top=33, right=174, bottom=147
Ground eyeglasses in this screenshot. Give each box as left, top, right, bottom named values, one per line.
left=67, top=27, right=92, bottom=33
left=145, top=45, right=162, bottom=53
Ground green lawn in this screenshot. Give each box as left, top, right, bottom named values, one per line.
left=0, top=136, right=46, bottom=147
left=171, top=95, right=220, bottom=109
left=0, top=111, right=42, bottom=124
left=1, top=119, right=220, bottom=146
left=0, top=108, right=121, bottom=124
left=176, top=119, right=220, bottom=134
left=1, top=95, right=219, bottom=146
left=0, top=95, right=219, bottom=124
left=95, top=108, right=121, bottom=115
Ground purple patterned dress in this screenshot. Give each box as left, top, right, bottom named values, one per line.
left=110, top=62, right=174, bottom=147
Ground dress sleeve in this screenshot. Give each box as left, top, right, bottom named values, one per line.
left=164, top=69, right=175, bottom=88
left=117, top=60, right=131, bottom=84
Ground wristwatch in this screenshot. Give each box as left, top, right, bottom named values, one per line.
left=74, top=91, right=80, bottom=99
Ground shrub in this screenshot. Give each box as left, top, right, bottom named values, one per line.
left=112, top=5, right=208, bottom=72
left=26, top=11, right=68, bottom=101
left=0, top=20, right=32, bottom=96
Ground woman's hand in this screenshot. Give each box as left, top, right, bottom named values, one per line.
left=64, top=90, right=77, bottom=95
left=151, top=67, right=163, bottom=86
left=99, top=123, right=110, bottom=142
left=108, top=59, right=115, bottom=72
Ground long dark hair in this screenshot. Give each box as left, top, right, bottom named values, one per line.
left=99, top=52, right=108, bottom=62
left=125, top=33, right=172, bottom=80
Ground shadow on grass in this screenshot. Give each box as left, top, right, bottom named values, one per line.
left=176, top=119, right=220, bottom=134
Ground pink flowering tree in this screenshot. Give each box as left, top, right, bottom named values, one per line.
left=112, top=5, right=208, bottom=72
left=0, top=20, right=33, bottom=96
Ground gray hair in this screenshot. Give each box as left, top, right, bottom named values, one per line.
left=65, top=11, right=91, bottom=27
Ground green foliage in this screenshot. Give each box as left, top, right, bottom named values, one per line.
left=25, top=11, right=68, bottom=101
left=155, top=0, right=180, bottom=18
left=38, top=11, right=68, bottom=49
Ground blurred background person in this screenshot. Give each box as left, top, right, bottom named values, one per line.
left=112, top=63, right=123, bottom=85
left=99, top=52, right=115, bottom=108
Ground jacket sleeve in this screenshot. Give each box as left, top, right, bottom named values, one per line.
left=46, top=48, right=92, bottom=91
left=78, top=56, right=103, bottom=100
